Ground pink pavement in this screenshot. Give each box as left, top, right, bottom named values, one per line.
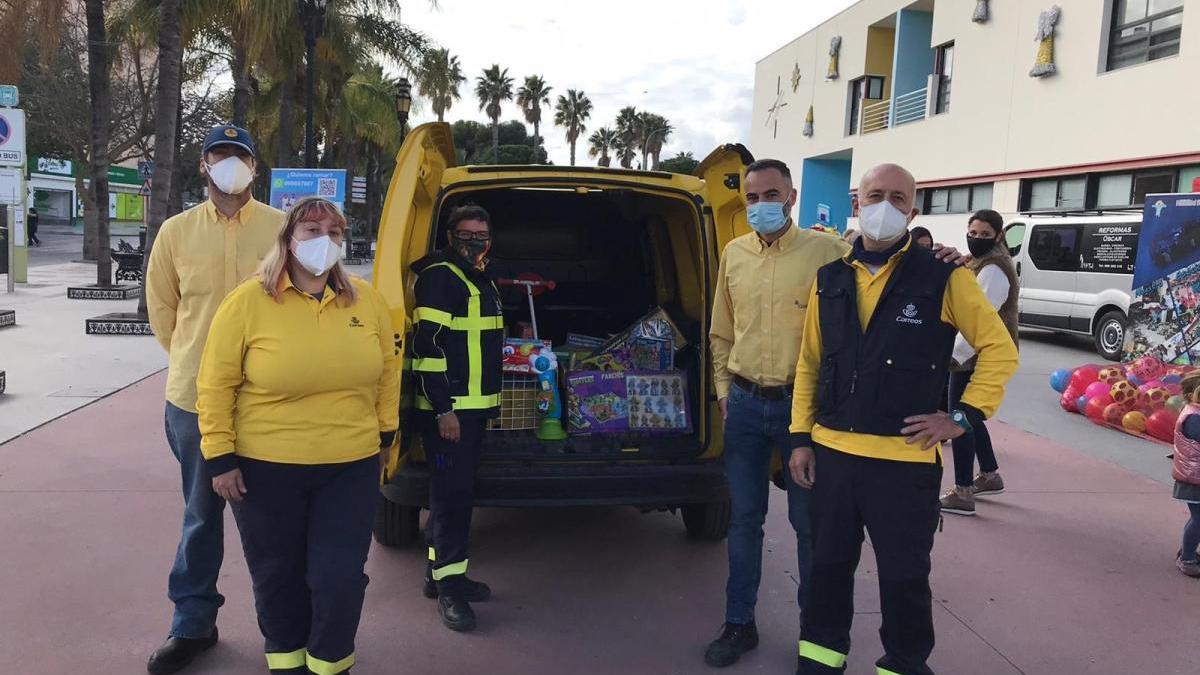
left=1, top=372, right=1198, bottom=674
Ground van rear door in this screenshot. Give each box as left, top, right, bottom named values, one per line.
left=695, top=144, right=754, bottom=256
left=1073, top=221, right=1139, bottom=331
left=373, top=122, right=455, bottom=476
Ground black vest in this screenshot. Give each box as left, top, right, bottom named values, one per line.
left=813, top=245, right=957, bottom=436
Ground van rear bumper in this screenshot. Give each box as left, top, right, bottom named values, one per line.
left=381, top=461, right=728, bottom=508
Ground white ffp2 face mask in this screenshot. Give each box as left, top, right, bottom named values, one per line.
left=858, top=201, right=911, bottom=242
left=204, top=156, right=255, bottom=195
left=291, top=235, right=342, bottom=276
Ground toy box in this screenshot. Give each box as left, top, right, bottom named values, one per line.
left=566, top=371, right=690, bottom=435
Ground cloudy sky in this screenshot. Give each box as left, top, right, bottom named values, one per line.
left=399, top=0, right=856, bottom=166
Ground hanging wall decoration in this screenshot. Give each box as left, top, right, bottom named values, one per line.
left=803, top=105, right=814, bottom=137
left=791, top=62, right=802, bottom=92
left=826, top=36, right=842, bottom=80
left=972, top=0, right=990, bottom=23
left=1029, top=6, right=1061, bottom=78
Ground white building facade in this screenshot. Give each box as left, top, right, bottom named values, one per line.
left=752, top=0, right=1197, bottom=246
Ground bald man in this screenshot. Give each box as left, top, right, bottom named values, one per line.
left=787, top=164, right=1018, bottom=675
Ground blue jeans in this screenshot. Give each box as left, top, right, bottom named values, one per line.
left=723, top=382, right=813, bottom=624
left=165, top=402, right=226, bottom=639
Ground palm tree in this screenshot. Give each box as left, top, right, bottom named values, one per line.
left=554, top=89, right=592, bottom=166
left=614, top=106, right=641, bottom=169
left=417, top=47, right=465, bottom=122
left=587, top=127, right=618, bottom=167
left=475, top=64, right=514, bottom=163
left=139, top=0, right=182, bottom=315
left=640, top=113, right=672, bottom=170
left=516, top=75, right=552, bottom=153
left=84, top=0, right=112, bottom=286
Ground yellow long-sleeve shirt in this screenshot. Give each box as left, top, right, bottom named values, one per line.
left=790, top=242, right=1019, bottom=463
left=710, top=224, right=850, bottom=399
left=196, top=275, right=400, bottom=471
left=146, top=199, right=285, bottom=412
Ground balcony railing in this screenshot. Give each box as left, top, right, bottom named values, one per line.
left=861, top=98, right=891, bottom=134
left=892, top=87, right=928, bottom=126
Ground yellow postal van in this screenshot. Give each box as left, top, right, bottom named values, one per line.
left=371, top=122, right=753, bottom=547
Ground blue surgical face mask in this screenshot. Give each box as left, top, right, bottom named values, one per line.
left=746, top=200, right=790, bottom=235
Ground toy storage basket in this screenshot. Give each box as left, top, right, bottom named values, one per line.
left=487, top=373, right=540, bottom=431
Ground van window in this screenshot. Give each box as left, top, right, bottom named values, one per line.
left=1079, top=222, right=1139, bottom=275
left=1028, top=225, right=1081, bottom=272
left=1004, top=222, right=1026, bottom=256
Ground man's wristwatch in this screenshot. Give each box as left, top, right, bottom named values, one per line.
left=950, top=409, right=974, bottom=434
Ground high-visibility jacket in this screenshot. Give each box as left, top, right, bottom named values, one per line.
left=410, top=248, right=504, bottom=418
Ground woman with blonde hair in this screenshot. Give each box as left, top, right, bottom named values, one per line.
left=196, top=196, right=399, bottom=674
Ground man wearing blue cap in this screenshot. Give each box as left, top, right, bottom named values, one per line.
left=145, top=124, right=285, bottom=674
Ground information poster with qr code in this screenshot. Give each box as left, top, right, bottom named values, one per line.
left=269, top=168, right=347, bottom=213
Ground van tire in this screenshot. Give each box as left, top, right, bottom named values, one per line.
left=682, top=500, right=731, bottom=541
left=373, top=498, right=420, bottom=548
left=1093, top=310, right=1126, bottom=362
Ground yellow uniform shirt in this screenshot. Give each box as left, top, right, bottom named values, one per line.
left=790, top=242, right=1019, bottom=463
left=146, top=199, right=285, bottom=412
left=710, top=224, right=850, bottom=398
left=196, top=276, right=400, bottom=466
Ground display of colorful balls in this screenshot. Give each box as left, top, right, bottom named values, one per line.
left=1143, top=379, right=1165, bottom=391
left=1138, top=387, right=1171, bottom=410
left=1127, top=373, right=1144, bottom=387
left=1166, top=383, right=1183, bottom=396
left=1146, top=408, right=1180, bottom=442
left=1167, top=395, right=1187, bottom=412
left=1131, top=356, right=1166, bottom=381
left=1162, top=373, right=1183, bottom=385
left=1060, top=391, right=1078, bottom=412
left=1084, top=381, right=1112, bottom=399
left=1097, top=366, right=1126, bottom=385
left=1049, top=368, right=1073, bottom=393
left=1110, top=380, right=1138, bottom=406
left=1076, top=395, right=1090, bottom=413
left=1103, top=402, right=1128, bottom=425
left=1122, top=410, right=1148, bottom=433
left=1069, top=366, right=1102, bottom=391
left=1085, top=395, right=1114, bottom=421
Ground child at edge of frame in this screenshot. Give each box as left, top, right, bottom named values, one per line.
left=1171, top=371, right=1200, bottom=577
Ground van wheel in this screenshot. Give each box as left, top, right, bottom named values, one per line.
left=1093, top=310, right=1126, bottom=362
left=373, top=498, right=420, bottom=548
left=682, top=500, right=731, bottom=541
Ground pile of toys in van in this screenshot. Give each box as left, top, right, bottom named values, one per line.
left=1050, top=355, right=1193, bottom=444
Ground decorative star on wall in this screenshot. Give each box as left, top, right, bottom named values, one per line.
left=765, top=75, right=788, bottom=139
left=791, top=63, right=802, bottom=92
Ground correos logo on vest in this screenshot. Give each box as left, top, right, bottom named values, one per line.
left=897, top=303, right=923, bottom=325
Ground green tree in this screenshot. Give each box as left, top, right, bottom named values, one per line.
left=636, top=112, right=672, bottom=170
left=475, top=64, right=514, bottom=164
left=516, top=74, right=552, bottom=152
left=84, top=0, right=113, bottom=285
left=554, top=89, right=592, bottom=167
left=417, top=47, right=465, bottom=122
left=451, top=120, right=545, bottom=165
left=587, top=127, right=618, bottom=167
left=657, top=151, right=698, bottom=175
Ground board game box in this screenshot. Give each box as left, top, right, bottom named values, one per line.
left=566, top=370, right=690, bottom=435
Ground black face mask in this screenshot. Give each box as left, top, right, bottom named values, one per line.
left=455, top=239, right=489, bottom=264
left=967, top=236, right=997, bottom=258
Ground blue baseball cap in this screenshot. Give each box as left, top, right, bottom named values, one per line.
left=202, top=124, right=256, bottom=157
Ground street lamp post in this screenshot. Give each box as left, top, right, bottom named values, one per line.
left=643, top=127, right=668, bottom=170
left=298, top=0, right=328, bottom=167
left=395, top=77, right=412, bottom=146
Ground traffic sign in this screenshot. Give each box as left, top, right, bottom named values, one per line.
left=138, top=180, right=151, bottom=197
left=138, top=160, right=154, bottom=180
left=0, top=85, right=18, bottom=108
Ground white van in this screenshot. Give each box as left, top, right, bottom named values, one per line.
left=1003, top=212, right=1142, bottom=361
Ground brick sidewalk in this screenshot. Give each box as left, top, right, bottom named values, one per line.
left=1, top=373, right=1197, bottom=674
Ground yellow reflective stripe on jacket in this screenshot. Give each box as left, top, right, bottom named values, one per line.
left=877, top=668, right=902, bottom=675
left=306, top=652, right=355, bottom=675
left=265, top=649, right=307, bottom=670
left=432, top=559, right=469, bottom=580
left=413, top=357, right=448, bottom=373
left=416, top=393, right=501, bottom=411
left=798, top=641, right=847, bottom=668
left=428, top=546, right=436, bottom=561
left=466, top=292, right=482, bottom=398
left=414, top=306, right=452, bottom=327
left=450, top=315, right=504, bottom=330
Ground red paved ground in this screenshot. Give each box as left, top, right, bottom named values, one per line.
left=2, top=372, right=1198, bottom=674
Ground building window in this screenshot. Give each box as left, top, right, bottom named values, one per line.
left=923, top=182, right=993, bottom=214
left=1022, top=167, right=1182, bottom=211
left=1107, top=0, right=1184, bottom=71
left=934, top=42, right=954, bottom=114
left=1026, top=176, right=1087, bottom=210
left=847, top=76, right=886, bottom=135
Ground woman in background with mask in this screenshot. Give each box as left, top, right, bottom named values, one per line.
left=939, top=209, right=1020, bottom=517
left=196, top=196, right=399, bottom=674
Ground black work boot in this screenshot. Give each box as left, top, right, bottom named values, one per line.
left=704, top=621, right=758, bottom=667
left=438, top=595, right=477, bottom=632
left=424, top=573, right=492, bottom=602
left=146, top=627, right=219, bottom=674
